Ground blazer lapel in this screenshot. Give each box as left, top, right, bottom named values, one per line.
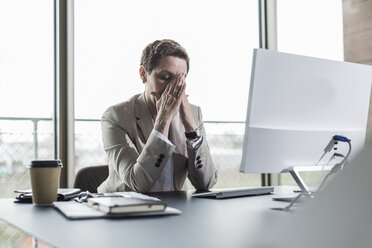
left=134, top=93, right=154, bottom=143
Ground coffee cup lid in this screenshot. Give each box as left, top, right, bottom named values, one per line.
left=28, top=160, right=63, bottom=168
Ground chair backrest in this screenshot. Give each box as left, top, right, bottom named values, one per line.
left=73, top=165, right=109, bottom=193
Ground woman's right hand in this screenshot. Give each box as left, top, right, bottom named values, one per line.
left=153, top=74, right=185, bottom=137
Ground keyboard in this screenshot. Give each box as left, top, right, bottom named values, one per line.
left=192, top=186, right=274, bottom=199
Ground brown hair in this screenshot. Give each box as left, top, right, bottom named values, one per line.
left=140, top=39, right=190, bottom=73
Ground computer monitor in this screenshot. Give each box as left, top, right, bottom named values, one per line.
left=240, top=49, right=372, bottom=176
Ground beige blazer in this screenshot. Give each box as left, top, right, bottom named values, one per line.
left=97, top=93, right=218, bottom=193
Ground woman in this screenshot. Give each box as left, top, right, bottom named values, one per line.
left=98, top=39, right=218, bottom=193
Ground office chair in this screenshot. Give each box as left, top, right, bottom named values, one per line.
left=73, top=165, right=109, bottom=193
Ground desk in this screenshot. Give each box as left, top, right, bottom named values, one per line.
left=0, top=187, right=295, bottom=248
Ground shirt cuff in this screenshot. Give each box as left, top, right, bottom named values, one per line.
left=151, top=129, right=174, bottom=146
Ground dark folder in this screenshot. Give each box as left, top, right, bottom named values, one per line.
left=14, top=188, right=81, bottom=203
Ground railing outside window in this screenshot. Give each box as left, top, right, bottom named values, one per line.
left=0, top=117, right=262, bottom=198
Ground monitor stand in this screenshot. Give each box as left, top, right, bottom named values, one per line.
left=273, top=165, right=334, bottom=202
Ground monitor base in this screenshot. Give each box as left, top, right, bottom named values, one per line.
left=272, top=196, right=307, bottom=203
left=281, top=165, right=334, bottom=195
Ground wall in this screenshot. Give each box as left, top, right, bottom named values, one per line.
left=343, top=0, right=372, bottom=144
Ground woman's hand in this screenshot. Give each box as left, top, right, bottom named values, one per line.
left=153, top=74, right=185, bottom=137
left=179, top=76, right=197, bottom=133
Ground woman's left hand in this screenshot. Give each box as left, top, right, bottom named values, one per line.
left=179, top=76, right=197, bottom=132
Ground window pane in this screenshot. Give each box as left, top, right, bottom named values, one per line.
left=277, top=0, right=344, bottom=61
left=74, top=0, right=260, bottom=187
left=0, top=0, right=54, bottom=198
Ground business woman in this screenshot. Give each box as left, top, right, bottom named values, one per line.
left=98, top=39, right=218, bottom=193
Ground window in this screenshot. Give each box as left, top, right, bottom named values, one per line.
left=0, top=0, right=54, bottom=245
left=74, top=0, right=260, bottom=187
left=277, top=0, right=344, bottom=61
left=0, top=0, right=54, bottom=198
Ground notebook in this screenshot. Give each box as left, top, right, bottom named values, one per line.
left=87, top=196, right=166, bottom=214
left=192, top=186, right=274, bottom=199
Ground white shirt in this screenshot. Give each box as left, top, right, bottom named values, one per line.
left=150, top=129, right=175, bottom=192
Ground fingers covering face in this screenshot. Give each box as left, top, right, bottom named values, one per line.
left=164, top=74, right=185, bottom=98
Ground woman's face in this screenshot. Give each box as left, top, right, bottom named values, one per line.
left=142, top=56, right=188, bottom=103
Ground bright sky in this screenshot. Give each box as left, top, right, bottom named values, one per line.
left=0, top=0, right=343, bottom=123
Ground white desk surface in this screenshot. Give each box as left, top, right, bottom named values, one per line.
left=0, top=186, right=297, bottom=248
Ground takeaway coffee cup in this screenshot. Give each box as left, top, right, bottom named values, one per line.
left=28, top=160, right=63, bottom=206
